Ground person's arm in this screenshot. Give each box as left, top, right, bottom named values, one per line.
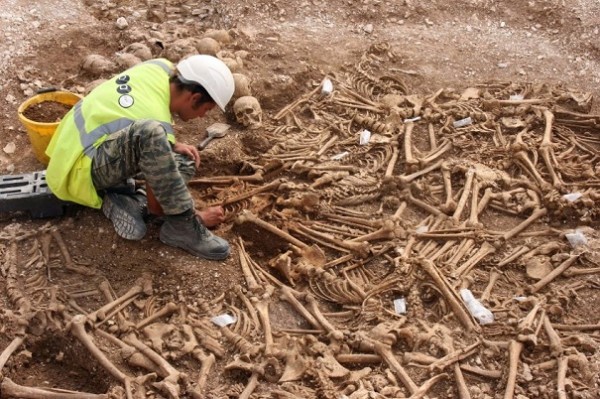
left=172, top=142, right=200, bottom=168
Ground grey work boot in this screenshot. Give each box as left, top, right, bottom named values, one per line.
left=102, top=191, right=147, bottom=240
left=159, top=210, right=230, bottom=260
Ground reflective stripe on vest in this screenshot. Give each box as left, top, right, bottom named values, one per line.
left=74, top=59, right=174, bottom=158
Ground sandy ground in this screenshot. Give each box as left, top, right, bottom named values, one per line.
left=1, top=0, right=599, bottom=398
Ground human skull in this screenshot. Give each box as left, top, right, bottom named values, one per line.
left=232, top=73, right=252, bottom=98
left=233, top=96, right=262, bottom=129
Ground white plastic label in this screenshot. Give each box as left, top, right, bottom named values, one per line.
left=394, top=298, right=407, bottom=314
left=565, top=229, right=587, bottom=248
left=460, top=289, right=494, bottom=325
left=321, top=78, right=333, bottom=95
left=331, top=151, right=349, bottom=161
left=563, top=193, right=583, bottom=202
left=211, top=313, right=237, bottom=327
left=453, top=117, right=473, bottom=128
left=404, top=116, right=421, bottom=123
left=359, top=129, right=371, bottom=145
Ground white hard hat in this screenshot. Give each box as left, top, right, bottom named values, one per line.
left=176, top=54, right=235, bottom=112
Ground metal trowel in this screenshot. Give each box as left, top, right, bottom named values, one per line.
left=197, top=122, right=230, bottom=150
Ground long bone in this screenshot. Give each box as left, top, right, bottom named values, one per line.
left=190, top=348, right=215, bottom=399
left=427, top=341, right=481, bottom=372
left=501, top=207, right=547, bottom=241
left=123, top=333, right=183, bottom=399
left=503, top=340, right=524, bottom=399
left=419, top=259, right=481, bottom=332
left=543, top=315, right=563, bottom=357
left=396, top=159, right=444, bottom=186
left=528, top=253, right=580, bottom=293
left=69, top=315, right=134, bottom=398
left=403, top=121, right=419, bottom=171
left=348, top=219, right=405, bottom=242
left=279, top=286, right=322, bottom=330
left=253, top=288, right=276, bottom=356
left=497, top=245, right=530, bottom=267
left=440, top=162, right=456, bottom=213
left=349, top=330, right=419, bottom=394
left=235, top=210, right=310, bottom=252
left=0, top=378, right=109, bottom=399
left=428, top=122, right=438, bottom=150
left=87, top=274, right=153, bottom=323
left=305, top=294, right=345, bottom=340
left=405, top=189, right=444, bottom=216
left=418, top=139, right=452, bottom=168
left=50, top=228, right=96, bottom=276
left=97, top=279, right=130, bottom=331
left=454, top=363, right=471, bottom=399
left=0, top=333, right=24, bottom=371
left=445, top=238, right=475, bottom=267
left=385, top=134, right=401, bottom=178
left=451, top=168, right=475, bottom=223
left=537, top=107, right=563, bottom=187
left=94, top=328, right=164, bottom=376
left=480, top=268, right=502, bottom=302
left=454, top=241, right=497, bottom=278
left=237, top=237, right=262, bottom=293
left=136, top=302, right=178, bottom=330
left=512, top=146, right=549, bottom=189
left=290, top=223, right=370, bottom=257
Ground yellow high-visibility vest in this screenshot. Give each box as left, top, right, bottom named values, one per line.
left=46, top=59, right=176, bottom=208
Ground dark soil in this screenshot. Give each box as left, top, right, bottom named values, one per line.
left=21, top=101, right=72, bottom=123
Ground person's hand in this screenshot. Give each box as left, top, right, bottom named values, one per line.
left=196, top=206, right=225, bottom=228
left=173, top=142, right=200, bottom=168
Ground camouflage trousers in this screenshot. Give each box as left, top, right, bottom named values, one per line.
left=91, top=119, right=195, bottom=215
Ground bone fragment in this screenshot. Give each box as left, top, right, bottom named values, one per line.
left=538, top=107, right=562, bottom=187
left=440, top=162, right=456, bottom=213
left=1, top=378, right=109, bottom=399
left=418, top=259, right=480, bottom=332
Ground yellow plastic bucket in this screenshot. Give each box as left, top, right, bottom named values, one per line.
left=17, top=90, right=82, bottom=165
